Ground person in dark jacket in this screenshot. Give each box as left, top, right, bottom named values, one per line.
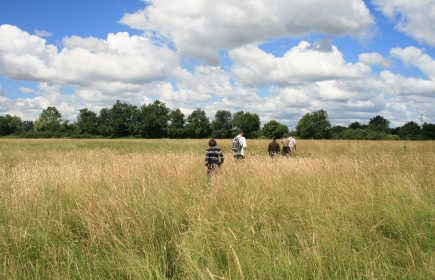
left=268, top=137, right=281, bottom=158
left=205, top=139, right=224, bottom=178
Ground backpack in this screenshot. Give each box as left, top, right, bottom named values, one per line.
left=232, top=137, right=242, bottom=154
left=208, top=148, right=220, bottom=166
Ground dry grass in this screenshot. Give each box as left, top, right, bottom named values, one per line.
left=0, top=139, right=434, bottom=279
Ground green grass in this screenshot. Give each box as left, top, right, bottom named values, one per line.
left=0, top=139, right=434, bottom=279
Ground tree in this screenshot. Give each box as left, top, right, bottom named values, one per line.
left=348, top=121, right=362, bottom=130
left=168, top=109, right=186, bottom=138
left=76, top=108, right=99, bottom=135
left=329, top=125, right=347, bottom=139
left=97, top=108, right=112, bottom=137
left=261, top=120, right=289, bottom=138
left=186, top=109, right=211, bottom=138
left=398, top=121, right=422, bottom=140
left=422, top=123, right=435, bottom=140
left=211, top=110, right=233, bottom=138
left=97, top=101, right=137, bottom=137
left=61, top=120, right=76, bottom=135
left=296, top=109, right=331, bottom=139
left=368, top=115, right=390, bottom=133
left=20, top=121, right=34, bottom=134
left=232, top=111, right=260, bottom=138
left=34, top=106, right=62, bottom=133
left=0, top=114, right=22, bottom=136
left=134, top=100, right=170, bottom=138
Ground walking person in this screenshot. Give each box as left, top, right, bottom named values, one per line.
left=281, top=133, right=290, bottom=156
left=232, top=129, right=247, bottom=160
left=268, top=137, right=281, bottom=158
left=289, top=134, right=297, bottom=156
left=204, top=139, right=224, bottom=180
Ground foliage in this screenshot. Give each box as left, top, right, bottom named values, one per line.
left=168, top=109, right=186, bottom=138
left=296, top=109, right=331, bottom=139
left=1, top=102, right=433, bottom=140
left=186, top=109, right=211, bottom=138
left=211, top=110, right=233, bottom=138
left=97, top=101, right=137, bottom=137
left=232, top=111, right=260, bottom=138
left=348, top=121, right=363, bottom=130
left=134, top=100, right=170, bottom=138
left=398, top=121, right=422, bottom=140
left=368, top=115, right=390, bottom=133
left=422, top=123, right=435, bottom=140
left=76, top=108, right=99, bottom=135
left=329, top=125, right=347, bottom=139
left=34, top=106, right=62, bottom=133
left=0, top=114, right=22, bottom=136
left=261, top=120, right=289, bottom=139
left=335, top=129, right=399, bottom=140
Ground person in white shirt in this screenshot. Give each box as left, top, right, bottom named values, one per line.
left=232, top=129, right=247, bottom=159
left=289, top=135, right=297, bottom=156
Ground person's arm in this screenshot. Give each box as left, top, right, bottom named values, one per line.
left=242, top=137, right=247, bottom=149
left=204, top=149, right=210, bottom=168
left=219, top=149, right=224, bottom=165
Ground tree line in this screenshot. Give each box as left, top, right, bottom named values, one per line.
left=0, top=100, right=434, bottom=140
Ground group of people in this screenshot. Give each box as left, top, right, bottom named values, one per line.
left=267, top=133, right=297, bottom=158
left=204, top=129, right=296, bottom=178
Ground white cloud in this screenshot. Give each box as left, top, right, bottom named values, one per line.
left=63, top=36, right=109, bottom=52
left=34, top=29, right=52, bottom=38
left=381, top=70, right=435, bottom=96
left=382, top=95, right=435, bottom=127
left=359, top=52, right=391, bottom=68
left=0, top=24, right=179, bottom=86
left=390, top=46, right=435, bottom=79
left=1, top=22, right=434, bottom=127
left=19, top=87, right=34, bottom=94
left=1, top=83, right=75, bottom=120
left=373, top=0, right=435, bottom=46
left=230, top=41, right=370, bottom=86
left=379, top=46, right=435, bottom=97
left=120, top=0, right=374, bottom=62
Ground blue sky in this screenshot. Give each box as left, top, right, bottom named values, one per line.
left=0, top=0, right=434, bottom=127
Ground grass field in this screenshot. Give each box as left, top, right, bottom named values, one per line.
left=0, top=139, right=434, bottom=279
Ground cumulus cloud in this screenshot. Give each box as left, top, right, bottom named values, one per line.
left=373, top=0, right=435, bottom=46
left=390, top=46, right=435, bottom=79
left=379, top=46, right=435, bottom=97
left=1, top=22, right=434, bottom=127
left=230, top=41, right=370, bottom=86
left=381, top=71, right=435, bottom=96
left=0, top=24, right=178, bottom=86
left=120, top=0, right=374, bottom=62
left=359, top=52, right=391, bottom=68
left=19, top=87, right=34, bottom=94
left=34, top=29, right=52, bottom=38
left=157, top=66, right=261, bottom=116
left=382, top=95, right=435, bottom=127
left=1, top=83, right=78, bottom=120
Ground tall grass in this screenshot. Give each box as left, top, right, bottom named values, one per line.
left=0, top=139, right=434, bottom=279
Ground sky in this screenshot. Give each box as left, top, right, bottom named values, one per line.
left=0, top=0, right=434, bottom=128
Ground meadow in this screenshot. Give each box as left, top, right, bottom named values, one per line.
left=0, top=139, right=434, bottom=279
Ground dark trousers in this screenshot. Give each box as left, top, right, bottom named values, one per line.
left=233, top=154, right=245, bottom=160
left=282, top=146, right=290, bottom=156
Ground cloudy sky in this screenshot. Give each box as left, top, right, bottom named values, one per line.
left=1, top=0, right=434, bottom=127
